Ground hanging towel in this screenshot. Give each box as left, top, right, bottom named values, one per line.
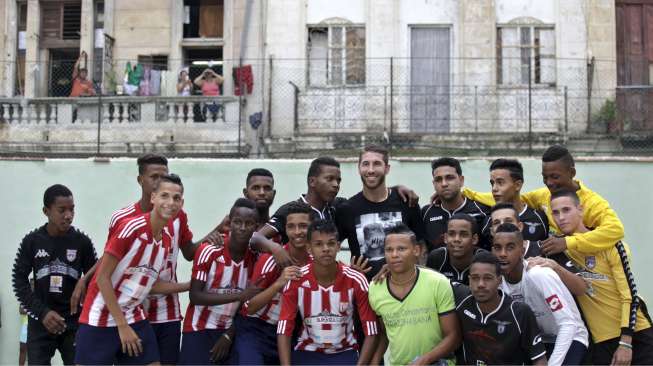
left=233, top=65, right=253, bottom=96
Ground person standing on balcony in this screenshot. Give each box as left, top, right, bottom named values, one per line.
left=177, top=69, right=193, bottom=96
left=195, top=68, right=224, bottom=119
left=70, top=51, right=96, bottom=97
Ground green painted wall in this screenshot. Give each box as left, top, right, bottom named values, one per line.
left=0, top=158, right=650, bottom=364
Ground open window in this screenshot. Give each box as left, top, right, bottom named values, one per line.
left=16, top=1, right=27, bottom=95
left=183, top=0, right=224, bottom=38
left=41, top=1, right=82, bottom=48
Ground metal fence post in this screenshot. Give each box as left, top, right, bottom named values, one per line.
left=528, top=56, right=533, bottom=156
left=267, top=57, right=273, bottom=138
left=96, top=93, right=102, bottom=155
left=389, top=57, right=394, bottom=141
left=565, top=85, right=569, bottom=138
left=238, top=58, right=243, bottom=157
left=474, top=85, right=479, bottom=132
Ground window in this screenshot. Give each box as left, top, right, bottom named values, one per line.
left=308, top=25, right=365, bottom=86
left=95, top=1, right=105, bottom=28
left=497, top=25, right=555, bottom=86
left=18, top=2, right=27, bottom=31
left=41, top=1, right=82, bottom=42
left=183, top=0, right=224, bottom=38
left=62, top=3, right=82, bottom=40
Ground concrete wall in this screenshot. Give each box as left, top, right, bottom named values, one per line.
left=0, top=0, right=6, bottom=96
left=111, top=0, right=172, bottom=73
left=587, top=0, right=617, bottom=129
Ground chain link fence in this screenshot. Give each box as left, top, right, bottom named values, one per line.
left=1, top=56, right=653, bottom=156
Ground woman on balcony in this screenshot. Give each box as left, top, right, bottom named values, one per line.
left=194, top=68, right=224, bottom=121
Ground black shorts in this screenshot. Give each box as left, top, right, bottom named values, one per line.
left=26, top=317, right=76, bottom=366
left=591, top=327, right=653, bottom=365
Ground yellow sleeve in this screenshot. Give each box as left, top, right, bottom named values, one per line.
left=461, top=188, right=495, bottom=207
left=565, top=195, right=625, bottom=253
left=519, top=187, right=550, bottom=209
left=607, top=243, right=637, bottom=333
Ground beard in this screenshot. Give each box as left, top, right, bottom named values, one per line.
left=361, top=174, right=386, bottom=190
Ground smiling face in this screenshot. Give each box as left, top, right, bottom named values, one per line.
left=358, top=151, right=390, bottom=190
left=433, top=166, right=464, bottom=202
left=244, top=175, right=276, bottom=211
left=384, top=233, right=419, bottom=274
left=491, top=232, right=525, bottom=276
left=490, top=168, right=522, bottom=204
left=551, top=196, right=584, bottom=235
left=150, top=181, right=183, bottom=221
left=469, top=262, right=501, bottom=304
left=286, top=212, right=311, bottom=250
left=44, top=196, right=75, bottom=235
left=542, top=160, right=576, bottom=194
left=445, top=219, right=478, bottom=259
left=308, top=231, right=340, bottom=267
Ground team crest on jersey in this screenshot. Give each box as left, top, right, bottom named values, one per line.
left=546, top=294, right=564, bottom=312
left=339, top=302, right=349, bottom=313
left=66, top=249, right=77, bottom=262
left=494, top=320, right=511, bottom=334
left=524, top=222, right=540, bottom=234
left=585, top=256, right=596, bottom=269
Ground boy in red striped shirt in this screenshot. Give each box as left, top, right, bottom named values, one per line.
left=235, top=201, right=314, bottom=364
left=74, top=174, right=190, bottom=365
left=277, top=219, right=379, bottom=365
left=179, top=198, right=262, bottom=365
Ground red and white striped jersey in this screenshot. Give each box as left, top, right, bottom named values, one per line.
left=242, top=246, right=313, bottom=325
left=183, top=239, right=257, bottom=332
left=277, top=262, right=378, bottom=354
left=107, top=202, right=193, bottom=323
left=80, top=213, right=171, bottom=327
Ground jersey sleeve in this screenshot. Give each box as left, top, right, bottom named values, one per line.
left=104, top=229, right=134, bottom=260
left=565, top=194, right=625, bottom=253
left=352, top=273, right=379, bottom=336
left=12, top=234, right=49, bottom=321
left=191, top=244, right=219, bottom=282
left=517, top=303, right=547, bottom=362
left=434, top=276, right=456, bottom=315
left=532, top=267, right=580, bottom=366
left=519, top=187, right=549, bottom=210
left=250, top=254, right=279, bottom=288
left=267, top=204, right=289, bottom=235
left=609, top=242, right=640, bottom=335
left=426, top=248, right=445, bottom=271
left=178, top=210, right=194, bottom=248
left=535, top=209, right=550, bottom=235
left=277, top=281, right=299, bottom=336
left=462, top=188, right=496, bottom=207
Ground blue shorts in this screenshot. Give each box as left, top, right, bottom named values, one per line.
left=292, top=349, right=358, bottom=365
left=233, top=315, right=279, bottom=364
left=151, top=321, right=181, bottom=364
left=74, top=320, right=159, bottom=365
left=179, top=329, right=236, bottom=365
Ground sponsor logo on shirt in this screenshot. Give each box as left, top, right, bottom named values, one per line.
left=469, top=213, right=482, bottom=217
left=546, top=294, right=564, bottom=312
left=430, top=216, right=443, bottom=222
left=66, top=249, right=77, bottom=262
left=463, top=309, right=477, bottom=319
left=35, top=249, right=49, bottom=258
left=585, top=256, right=596, bottom=269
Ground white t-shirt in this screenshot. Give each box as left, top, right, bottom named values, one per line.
left=501, top=261, right=588, bottom=366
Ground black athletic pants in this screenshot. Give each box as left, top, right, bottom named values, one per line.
left=27, top=317, right=76, bottom=365
left=591, top=327, right=653, bottom=365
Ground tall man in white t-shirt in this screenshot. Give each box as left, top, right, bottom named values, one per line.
left=492, top=223, right=588, bottom=366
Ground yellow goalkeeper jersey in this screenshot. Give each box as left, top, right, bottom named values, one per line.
left=463, top=180, right=624, bottom=253
left=566, top=241, right=651, bottom=342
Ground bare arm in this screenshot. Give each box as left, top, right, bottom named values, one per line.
left=370, top=322, right=388, bottom=365
left=247, top=266, right=300, bottom=315
left=277, top=334, right=292, bottom=366
left=188, top=279, right=260, bottom=306
left=357, top=335, right=379, bottom=366
left=193, top=73, right=205, bottom=87
left=150, top=280, right=190, bottom=295
left=250, top=232, right=293, bottom=268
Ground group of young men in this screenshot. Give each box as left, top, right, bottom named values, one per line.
left=11, top=144, right=653, bottom=365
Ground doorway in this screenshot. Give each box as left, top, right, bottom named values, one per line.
left=410, top=27, right=451, bottom=133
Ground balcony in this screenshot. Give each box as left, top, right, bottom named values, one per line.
left=0, top=96, right=243, bottom=156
